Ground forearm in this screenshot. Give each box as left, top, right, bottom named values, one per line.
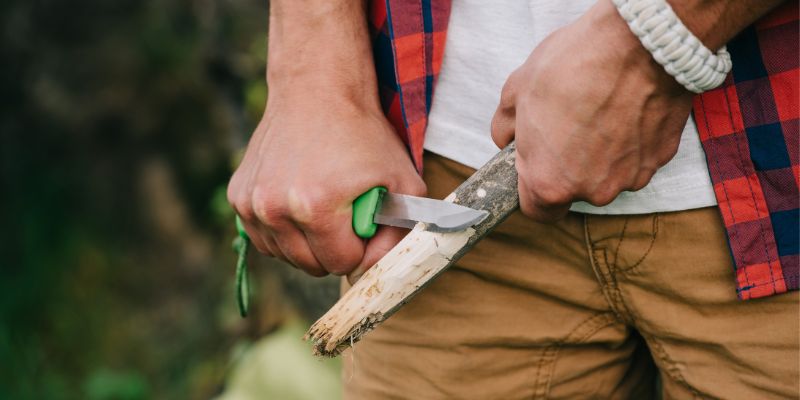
left=266, top=0, right=381, bottom=111
left=668, top=0, right=786, bottom=50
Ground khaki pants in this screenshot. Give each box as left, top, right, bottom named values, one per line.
left=343, top=153, right=799, bottom=399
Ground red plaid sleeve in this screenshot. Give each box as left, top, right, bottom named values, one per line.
left=693, top=2, right=799, bottom=299
left=369, top=0, right=452, bottom=172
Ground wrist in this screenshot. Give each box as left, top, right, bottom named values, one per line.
left=265, top=0, right=382, bottom=113
left=266, top=32, right=377, bottom=97
left=667, top=0, right=785, bottom=50
left=588, top=0, right=690, bottom=96
left=266, top=65, right=383, bottom=114
left=666, top=0, right=727, bottom=50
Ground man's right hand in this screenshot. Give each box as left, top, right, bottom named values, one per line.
left=227, top=94, right=425, bottom=278
left=228, top=0, right=423, bottom=279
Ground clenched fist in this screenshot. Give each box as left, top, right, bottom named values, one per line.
left=491, top=0, right=694, bottom=222
left=228, top=95, right=425, bottom=278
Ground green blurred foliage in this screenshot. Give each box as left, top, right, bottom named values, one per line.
left=84, top=369, right=149, bottom=400
left=217, top=322, right=342, bottom=400
left=0, top=0, right=343, bottom=399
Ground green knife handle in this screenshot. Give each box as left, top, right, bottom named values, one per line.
left=352, top=186, right=387, bottom=239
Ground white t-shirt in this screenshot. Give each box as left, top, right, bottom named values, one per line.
left=423, top=0, right=717, bottom=214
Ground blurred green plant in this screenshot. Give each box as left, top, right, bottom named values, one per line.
left=0, top=0, right=288, bottom=398
left=84, top=369, right=149, bottom=400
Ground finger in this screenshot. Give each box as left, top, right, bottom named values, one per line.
left=518, top=178, right=571, bottom=223
left=347, top=226, right=409, bottom=284
left=240, top=219, right=274, bottom=257
left=272, top=224, right=328, bottom=277
left=490, top=106, right=516, bottom=149
left=629, top=168, right=656, bottom=192
left=263, top=234, right=284, bottom=260
left=302, top=209, right=365, bottom=276
left=491, top=73, right=519, bottom=149
left=247, top=223, right=293, bottom=263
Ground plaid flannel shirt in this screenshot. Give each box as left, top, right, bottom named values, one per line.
left=369, top=0, right=799, bottom=300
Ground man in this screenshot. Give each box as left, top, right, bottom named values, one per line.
left=228, top=0, right=799, bottom=398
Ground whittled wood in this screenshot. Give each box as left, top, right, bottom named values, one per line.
left=305, top=143, right=519, bottom=357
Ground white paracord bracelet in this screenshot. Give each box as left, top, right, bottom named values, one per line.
left=612, top=0, right=732, bottom=93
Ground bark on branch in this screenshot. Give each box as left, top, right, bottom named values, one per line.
left=305, top=143, right=519, bottom=357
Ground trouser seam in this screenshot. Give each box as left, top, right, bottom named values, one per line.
left=585, top=215, right=660, bottom=323
left=612, top=216, right=630, bottom=267
left=622, top=214, right=659, bottom=273
left=530, top=312, right=618, bottom=399
left=640, top=332, right=717, bottom=400
left=602, top=248, right=635, bottom=324
left=587, top=245, right=633, bottom=324
left=586, top=215, right=626, bottom=323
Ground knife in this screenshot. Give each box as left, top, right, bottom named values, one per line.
left=232, top=186, right=487, bottom=316
left=351, top=187, right=489, bottom=238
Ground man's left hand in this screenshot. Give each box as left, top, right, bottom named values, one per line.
left=491, top=0, right=694, bottom=222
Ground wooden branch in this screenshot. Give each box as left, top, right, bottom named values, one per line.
left=305, top=144, right=519, bottom=357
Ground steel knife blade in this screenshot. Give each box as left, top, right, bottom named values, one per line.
left=373, top=192, right=488, bottom=233
left=351, top=187, right=490, bottom=238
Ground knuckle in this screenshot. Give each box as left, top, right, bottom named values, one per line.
left=490, top=113, right=510, bottom=142
left=251, top=188, right=284, bottom=225
left=235, top=201, right=256, bottom=221
left=630, top=180, right=648, bottom=192
left=631, top=169, right=655, bottom=191
left=531, top=180, right=573, bottom=206
left=587, top=187, right=619, bottom=206
left=226, top=181, right=238, bottom=207
left=288, top=186, right=330, bottom=226
left=227, top=183, right=249, bottom=215
left=499, top=80, right=517, bottom=109
left=517, top=162, right=574, bottom=206
left=658, top=139, right=681, bottom=164
left=657, top=154, right=675, bottom=168
left=538, top=188, right=572, bottom=206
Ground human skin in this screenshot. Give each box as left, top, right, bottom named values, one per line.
left=227, top=0, right=425, bottom=277
left=230, top=0, right=785, bottom=277
left=491, top=0, right=785, bottom=221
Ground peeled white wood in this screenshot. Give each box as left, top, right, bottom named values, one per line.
left=305, top=144, right=519, bottom=357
